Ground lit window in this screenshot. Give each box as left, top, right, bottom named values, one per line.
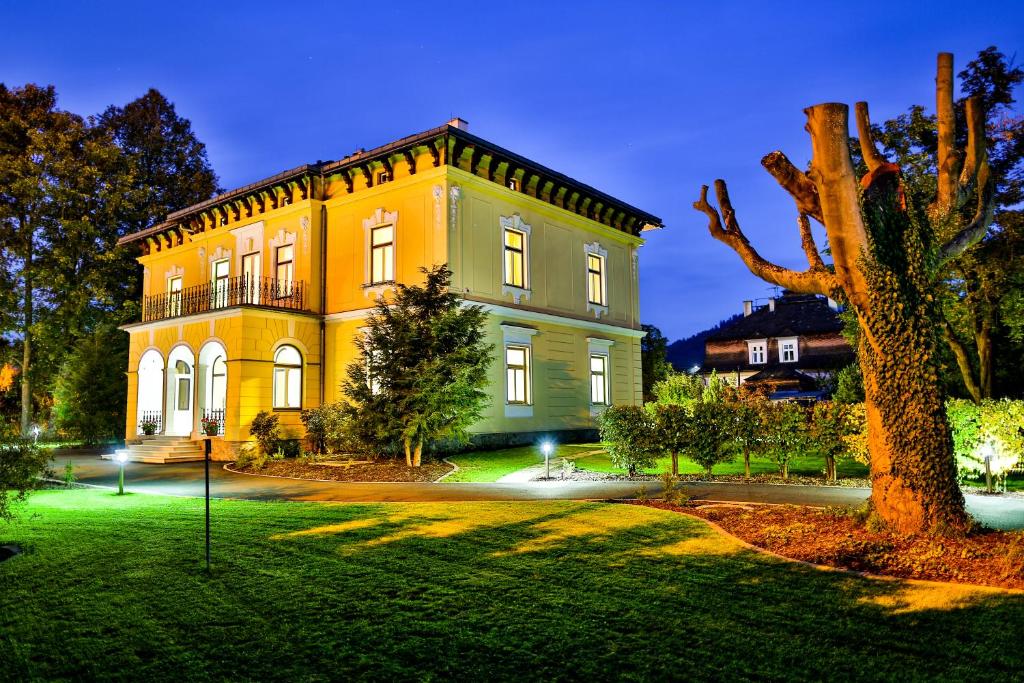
left=505, top=345, right=531, bottom=404
left=507, top=177, right=520, bottom=191
left=275, top=245, right=293, bottom=297
left=175, top=360, right=191, bottom=411
left=371, top=225, right=394, bottom=284
left=377, top=170, right=390, bottom=184
left=168, top=276, right=183, bottom=317
left=212, top=259, right=229, bottom=308
left=590, top=354, right=609, bottom=405
left=211, top=355, right=227, bottom=409
left=273, top=345, right=302, bottom=409
left=748, top=340, right=767, bottom=365
left=779, top=338, right=799, bottom=363
left=503, top=228, right=527, bottom=289
left=587, top=253, right=606, bottom=306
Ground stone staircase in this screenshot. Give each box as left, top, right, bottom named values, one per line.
left=105, top=435, right=205, bottom=464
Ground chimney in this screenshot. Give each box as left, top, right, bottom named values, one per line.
left=743, top=300, right=753, bottom=317
left=768, top=298, right=776, bottom=313
left=448, top=117, right=469, bottom=131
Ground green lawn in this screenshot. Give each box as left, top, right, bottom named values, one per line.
left=573, top=450, right=871, bottom=479
left=2, top=491, right=1022, bottom=680
left=445, top=443, right=601, bottom=482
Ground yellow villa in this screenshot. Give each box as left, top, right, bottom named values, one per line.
left=117, top=119, right=662, bottom=461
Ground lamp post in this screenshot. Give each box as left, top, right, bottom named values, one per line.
left=115, top=452, right=127, bottom=495
left=541, top=441, right=554, bottom=480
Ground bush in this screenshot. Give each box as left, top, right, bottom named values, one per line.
left=301, top=403, right=364, bottom=455
left=682, top=401, right=734, bottom=478
left=808, top=401, right=864, bottom=482
left=599, top=405, right=660, bottom=477
left=249, top=411, right=280, bottom=457
left=653, top=404, right=689, bottom=476
left=759, top=401, right=809, bottom=479
left=947, top=399, right=1024, bottom=491
left=0, top=431, right=50, bottom=522
left=660, top=470, right=688, bottom=505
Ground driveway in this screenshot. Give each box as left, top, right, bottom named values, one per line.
left=55, top=455, right=1024, bottom=530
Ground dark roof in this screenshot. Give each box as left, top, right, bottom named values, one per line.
left=705, top=293, right=844, bottom=342
left=118, top=121, right=663, bottom=246
left=745, top=366, right=817, bottom=385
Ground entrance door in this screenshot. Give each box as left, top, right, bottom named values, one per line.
left=172, top=359, right=193, bottom=436
left=242, top=252, right=260, bottom=304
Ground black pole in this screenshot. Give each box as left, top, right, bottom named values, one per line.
left=205, top=437, right=211, bottom=571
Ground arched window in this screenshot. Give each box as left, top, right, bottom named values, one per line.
left=175, top=360, right=191, bottom=411
left=273, top=345, right=302, bottom=409
left=211, top=355, right=227, bottom=409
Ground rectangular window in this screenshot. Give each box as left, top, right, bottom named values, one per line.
left=507, top=178, right=520, bottom=191
left=212, top=259, right=229, bottom=308
left=371, top=225, right=394, bottom=284
left=748, top=341, right=767, bottom=365
left=780, top=338, right=798, bottom=363
left=242, top=252, right=260, bottom=304
left=587, top=254, right=606, bottom=306
left=275, top=244, right=293, bottom=297
left=505, top=345, right=531, bottom=404
left=590, top=354, right=609, bottom=405
left=377, top=170, right=390, bottom=184
left=176, top=377, right=190, bottom=411
left=168, top=276, right=183, bottom=316
left=503, top=228, right=526, bottom=288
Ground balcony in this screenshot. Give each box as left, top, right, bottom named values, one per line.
left=142, top=276, right=307, bottom=322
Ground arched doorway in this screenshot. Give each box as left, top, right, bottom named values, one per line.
left=136, top=349, right=164, bottom=434
left=198, top=341, right=227, bottom=436
left=165, top=346, right=195, bottom=436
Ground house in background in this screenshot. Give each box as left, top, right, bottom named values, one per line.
left=700, top=291, right=855, bottom=399
left=114, top=119, right=662, bottom=462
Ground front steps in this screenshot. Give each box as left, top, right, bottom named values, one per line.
left=104, top=435, right=206, bottom=464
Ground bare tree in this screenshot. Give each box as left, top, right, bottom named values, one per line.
left=694, top=54, right=992, bottom=534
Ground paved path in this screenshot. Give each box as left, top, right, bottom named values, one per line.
left=54, top=455, right=1024, bottom=529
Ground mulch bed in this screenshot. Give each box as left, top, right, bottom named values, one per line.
left=229, top=459, right=454, bottom=483
left=566, top=469, right=870, bottom=487
left=633, top=500, right=1024, bottom=590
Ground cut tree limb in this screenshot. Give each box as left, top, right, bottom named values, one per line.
left=933, top=52, right=961, bottom=218
left=761, top=151, right=823, bottom=223
left=854, top=101, right=888, bottom=172
left=797, top=213, right=827, bottom=272
left=693, top=182, right=836, bottom=296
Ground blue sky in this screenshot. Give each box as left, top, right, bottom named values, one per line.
left=3, top=1, right=1022, bottom=340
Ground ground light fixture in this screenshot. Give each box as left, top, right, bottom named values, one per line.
left=115, top=452, right=128, bottom=495
left=31, top=425, right=40, bottom=444
left=540, top=441, right=554, bottom=479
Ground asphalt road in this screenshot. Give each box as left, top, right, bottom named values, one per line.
left=55, top=455, right=1024, bottom=530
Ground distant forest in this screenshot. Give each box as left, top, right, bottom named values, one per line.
left=665, top=314, right=743, bottom=371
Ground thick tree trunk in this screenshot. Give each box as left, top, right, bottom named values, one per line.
left=413, top=442, right=423, bottom=468
left=825, top=454, right=836, bottom=483
left=20, top=244, right=33, bottom=435
left=403, top=439, right=412, bottom=467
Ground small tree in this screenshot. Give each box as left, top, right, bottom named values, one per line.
left=682, top=401, right=734, bottom=478
left=653, top=404, right=689, bottom=477
left=760, top=401, right=809, bottom=479
left=0, top=428, right=49, bottom=522
left=249, top=411, right=280, bottom=456
left=640, top=324, right=670, bottom=402
left=600, top=405, right=660, bottom=477
left=342, top=265, right=492, bottom=467
left=651, top=371, right=705, bottom=409
left=809, top=401, right=860, bottom=483
left=729, top=396, right=765, bottom=480
left=52, top=325, right=127, bottom=445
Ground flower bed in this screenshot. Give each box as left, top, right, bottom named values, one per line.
left=634, top=501, right=1024, bottom=590
left=228, top=459, right=454, bottom=483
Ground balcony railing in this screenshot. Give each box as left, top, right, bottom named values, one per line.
left=142, top=276, right=306, bottom=322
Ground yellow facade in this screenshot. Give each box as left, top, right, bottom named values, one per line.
left=121, top=122, right=658, bottom=452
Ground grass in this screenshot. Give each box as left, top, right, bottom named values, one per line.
left=2, top=490, right=1023, bottom=681
left=445, top=443, right=601, bottom=482
left=573, top=450, right=870, bottom=479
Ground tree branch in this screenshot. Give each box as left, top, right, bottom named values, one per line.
left=693, top=180, right=837, bottom=296
left=797, top=213, right=827, bottom=271
left=938, top=160, right=993, bottom=263
left=933, top=52, right=961, bottom=217
left=957, top=96, right=986, bottom=207
left=854, top=101, right=888, bottom=172
left=761, top=151, right=823, bottom=223
left=941, top=318, right=982, bottom=403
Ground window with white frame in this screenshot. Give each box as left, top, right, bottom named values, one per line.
left=590, top=354, right=609, bottom=405
left=168, top=276, right=183, bottom=316
left=273, top=345, right=302, bottom=409
left=275, top=244, right=294, bottom=298
left=779, top=337, right=799, bottom=363
left=370, top=225, right=394, bottom=284
left=505, top=345, right=531, bottom=405
left=747, top=339, right=767, bottom=365
left=503, top=227, right=527, bottom=288
left=212, top=259, right=229, bottom=308
left=587, top=253, right=606, bottom=306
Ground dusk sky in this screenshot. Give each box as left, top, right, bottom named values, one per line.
left=3, top=1, right=1022, bottom=341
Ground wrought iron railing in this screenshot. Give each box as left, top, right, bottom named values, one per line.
left=142, top=276, right=306, bottom=322
left=202, top=408, right=225, bottom=436
left=138, top=411, right=162, bottom=435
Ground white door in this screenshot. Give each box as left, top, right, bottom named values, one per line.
left=171, top=359, right=193, bottom=436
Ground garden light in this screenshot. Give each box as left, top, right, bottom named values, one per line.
left=540, top=441, right=554, bottom=479
left=116, top=452, right=127, bottom=495
left=31, top=425, right=40, bottom=443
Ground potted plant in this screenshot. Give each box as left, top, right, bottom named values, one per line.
left=201, top=416, right=221, bottom=437
left=139, top=419, right=158, bottom=436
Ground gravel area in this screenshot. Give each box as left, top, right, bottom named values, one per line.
left=228, top=459, right=454, bottom=483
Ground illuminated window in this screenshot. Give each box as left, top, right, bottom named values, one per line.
left=212, top=259, right=229, bottom=308
left=505, top=345, right=531, bottom=404
left=503, top=228, right=527, bottom=288
left=590, top=354, right=609, bottom=405
left=587, top=253, right=606, bottom=306
left=168, top=276, right=183, bottom=316
left=175, top=360, right=191, bottom=411
left=377, top=170, right=390, bottom=184
left=779, top=337, right=799, bottom=363
left=273, top=345, right=302, bottom=409
left=371, top=225, right=394, bottom=284
left=747, top=340, right=767, bottom=365
left=507, top=177, right=520, bottom=191
left=275, top=245, right=293, bottom=298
